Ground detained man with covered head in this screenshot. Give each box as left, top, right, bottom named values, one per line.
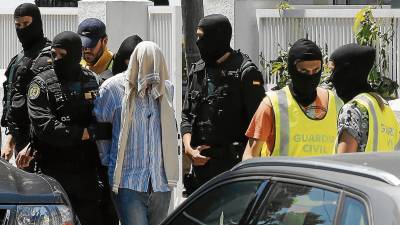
left=243, top=38, right=342, bottom=160
left=1, top=3, right=51, bottom=167
left=330, top=43, right=400, bottom=153
left=110, top=41, right=178, bottom=225
left=181, top=14, right=265, bottom=195
left=93, top=34, right=144, bottom=225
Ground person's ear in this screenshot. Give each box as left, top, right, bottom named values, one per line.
left=102, top=36, right=108, bottom=47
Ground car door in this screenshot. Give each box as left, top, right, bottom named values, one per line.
left=163, top=177, right=270, bottom=225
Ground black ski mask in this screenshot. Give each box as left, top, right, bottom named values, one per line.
left=14, top=3, right=44, bottom=50
left=330, top=44, right=375, bottom=103
left=112, top=35, right=143, bottom=75
left=288, top=39, right=323, bottom=106
left=196, top=14, right=233, bottom=66
left=52, top=31, right=83, bottom=81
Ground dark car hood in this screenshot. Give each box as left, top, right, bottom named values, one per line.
left=0, top=159, right=64, bottom=204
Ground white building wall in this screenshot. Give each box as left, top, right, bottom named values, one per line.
left=78, top=0, right=153, bottom=53
left=203, top=0, right=333, bottom=63
left=203, top=0, right=235, bottom=46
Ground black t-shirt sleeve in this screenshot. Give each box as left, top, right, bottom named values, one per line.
left=27, top=77, right=84, bottom=147
left=8, top=64, right=34, bottom=148
left=1, top=55, right=18, bottom=128
left=180, top=73, right=194, bottom=136
left=241, top=66, right=266, bottom=126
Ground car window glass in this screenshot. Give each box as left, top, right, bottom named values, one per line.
left=256, top=182, right=339, bottom=225
left=340, top=196, right=368, bottom=225
left=169, top=180, right=265, bottom=225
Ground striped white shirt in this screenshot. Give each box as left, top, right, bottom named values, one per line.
left=93, top=73, right=169, bottom=192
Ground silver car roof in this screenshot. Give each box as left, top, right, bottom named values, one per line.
left=233, top=152, right=400, bottom=186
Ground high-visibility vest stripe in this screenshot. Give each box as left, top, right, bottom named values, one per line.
left=262, top=86, right=340, bottom=157
left=353, top=93, right=400, bottom=152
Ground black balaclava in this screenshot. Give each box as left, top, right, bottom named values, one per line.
left=196, top=14, right=233, bottom=66
left=52, top=31, right=83, bottom=81
left=14, top=3, right=44, bottom=50
left=330, top=43, right=375, bottom=103
left=288, top=38, right=323, bottom=106
left=112, top=35, right=143, bottom=75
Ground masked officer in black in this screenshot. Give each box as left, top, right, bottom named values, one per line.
left=27, top=31, right=101, bottom=225
left=1, top=3, right=51, bottom=166
left=181, top=14, right=265, bottom=195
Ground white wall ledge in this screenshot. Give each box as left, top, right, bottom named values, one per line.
left=257, top=8, right=400, bottom=18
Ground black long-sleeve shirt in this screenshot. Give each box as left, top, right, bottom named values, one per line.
left=27, top=76, right=85, bottom=148
left=181, top=51, right=266, bottom=146
left=1, top=38, right=51, bottom=151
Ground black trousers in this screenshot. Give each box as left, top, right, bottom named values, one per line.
left=184, top=151, right=238, bottom=195
left=98, top=166, right=119, bottom=225
left=40, top=165, right=102, bottom=225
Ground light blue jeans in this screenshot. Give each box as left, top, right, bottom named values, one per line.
left=115, top=188, right=171, bottom=225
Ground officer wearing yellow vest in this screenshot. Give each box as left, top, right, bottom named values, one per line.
left=78, top=18, right=114, bottom=83
left=330, top=43, right=400, bottom=153
left=242, top=39, right=342, bottom=160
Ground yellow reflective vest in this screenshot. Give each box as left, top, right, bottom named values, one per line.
left=261, top=86, right=342, bottom=157
left=351, top=93, right=400, bottom=152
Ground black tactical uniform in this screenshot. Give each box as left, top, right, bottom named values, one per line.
left=27, top=32, right=101, bottom=225
left=1, top=3, right=51, bottom=154
left=181, top=14, right=265, bottom=194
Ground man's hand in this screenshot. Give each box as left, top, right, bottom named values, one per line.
left=1, top=134, right=15, bottom=161
left=1, top=145, right=14, bottom=161
left=15, top=145, right=33, bottom=168
left=186, top=145, right=211, bottom=166
left=82, top=128, right=90, bottom=140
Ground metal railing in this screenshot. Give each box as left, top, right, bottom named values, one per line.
left=257, top=8, right=400, bottom=86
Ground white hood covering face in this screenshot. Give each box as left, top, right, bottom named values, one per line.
left=113, top=41, right=179, bottom=193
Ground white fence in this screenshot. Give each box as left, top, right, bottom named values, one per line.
left=257, top=8, right=400, bottom=86
left=0, top=8, right=79, bottom=69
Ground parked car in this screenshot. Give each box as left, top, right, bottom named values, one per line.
left=0, top=158, right=77, bottom=225
left=163, top=152, right=400, bottom=225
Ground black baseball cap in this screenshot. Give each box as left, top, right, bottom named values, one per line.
left=77, top=18, right=106, bottom=48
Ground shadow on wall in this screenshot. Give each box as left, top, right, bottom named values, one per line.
left=151, top=0, right=169, bottom=6
left=34, top=0, right=170, bottom=7
left=35, top=0, right=79, bottom=7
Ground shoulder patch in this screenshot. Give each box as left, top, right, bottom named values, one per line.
left=28, top=83, right=41, bottom=100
